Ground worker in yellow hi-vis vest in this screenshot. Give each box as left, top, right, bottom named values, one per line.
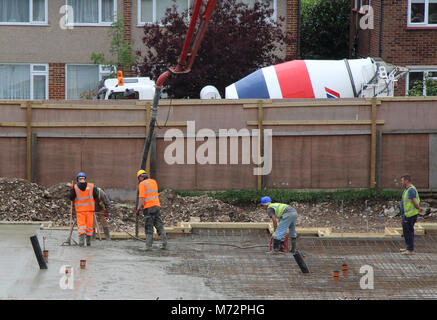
left=399, top=174, right=422, bottom=255
left=261, top=196, right=298, bottom=254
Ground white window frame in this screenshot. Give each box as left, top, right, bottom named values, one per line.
left=0, top=63, right=48, bottom=100
left=65, top=0, right=117, bottom=27
left=0, top=0, right=48, bottom=25
left=137, top=0, right=277, bottom=25
left=137, top=0, right=190, bottom=25
left=406, top=67, right=437, bottom=96
left=65, top=64, right=110, bottom=100
left=31, top=64, right=49, bottom=100
left=407, top=0, right=437, bottom=27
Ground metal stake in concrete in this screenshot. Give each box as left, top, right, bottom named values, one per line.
left=341, top=200, right=344, bottom=237
left=365, top=200, right=369, bottom=233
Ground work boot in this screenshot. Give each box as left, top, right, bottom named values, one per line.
left=290, top=237, right=297, bottom=254
left=86, top=235, right=91, bottom=247
left=402, top=250, right=414, bottom=255
left=271, top=239, right=281, bottom=254
left=161, top=242, right=168, bottom=250
left=79, top=234, right=85, bottom=247
left=103, top=227, right=111, bottom=240
left=279, top=240, right=286, bottom=252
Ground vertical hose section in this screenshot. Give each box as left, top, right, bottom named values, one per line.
left=344, top=59, right=359, bottom=97
left=30, top=235, right=48, bottom=270
left=293, top=250, right=309, bottom=273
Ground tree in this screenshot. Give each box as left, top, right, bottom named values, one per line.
left=137, top=0, right=292, bottom=98
left=300, top=0, right=350, bottom=59
left=91, top=17, right=137, bottom=77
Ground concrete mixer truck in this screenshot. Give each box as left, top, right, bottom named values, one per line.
left=201, top=57, right=408, bottom=99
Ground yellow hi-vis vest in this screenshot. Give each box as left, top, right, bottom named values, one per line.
left=402, top=184, right=420, bottom=218
left=267, top=203, right=289, bottom=219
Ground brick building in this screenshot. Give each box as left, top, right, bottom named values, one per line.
left=350, top=0, right=437, bottom=96
left=0, top=0, right=300, bottom=100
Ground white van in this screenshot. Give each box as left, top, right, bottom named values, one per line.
left=97, top=77, right=155, bottom=100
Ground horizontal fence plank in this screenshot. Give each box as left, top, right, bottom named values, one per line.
left=243, top=100, right=378, bottom=108
left=247, top=120, right=385, bottom=126
left=0, top=121, right=187, bottom=127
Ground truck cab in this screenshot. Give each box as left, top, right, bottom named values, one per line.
left=97, top=77, right=155, bottom=100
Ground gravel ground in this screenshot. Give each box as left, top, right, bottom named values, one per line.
left=1, top=178, right=436, bottom=233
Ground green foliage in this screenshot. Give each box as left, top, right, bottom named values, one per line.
left=408, top=75, right=437, bottom=96
left=91, top=17, right=137, bottom=77
left=300, top=0, right=350, bottom=59
left=169, top=188, right=402, bottom=205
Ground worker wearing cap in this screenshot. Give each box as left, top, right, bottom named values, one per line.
left=261, top=196, right=298, bottom=254
left=136, top=170, right=168, bottom=251
left=69, top=172, right=99, bottom=247
left=399, top=174, right=422, bottom=255
left=93, top=187, right=111, bottom=241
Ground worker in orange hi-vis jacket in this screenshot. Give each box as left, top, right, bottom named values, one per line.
left=136, top=170, right=168, bottom=251
left=69, top=172, right=99, bottom=247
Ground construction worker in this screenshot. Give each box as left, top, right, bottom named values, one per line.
left=69, top=172, right=99, bottom=247
left=261, top=196, right=298, bottom=254
left=399, top=174, right=422, bottom=255
left=136, top=170, right=168, bottom=251
left=93, top=187, right=111, bottom=241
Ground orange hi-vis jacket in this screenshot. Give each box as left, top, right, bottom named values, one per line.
left=74, top=183, right=96, bottom=212
left=139, top=179, right=160, bottom=209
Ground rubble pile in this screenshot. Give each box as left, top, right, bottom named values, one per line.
left=159, top=189, right=268, bottom=225
left=0, top=178, right=71, bottom=225
left=0, top=178, right=436, bottom=233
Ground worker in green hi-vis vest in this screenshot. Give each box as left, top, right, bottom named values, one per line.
left=399, top=174, right=423, bottom=255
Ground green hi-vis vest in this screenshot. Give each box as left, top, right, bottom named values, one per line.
left=267, top=203, right=289, bottom=219
left=402, top=185, right=420, bottom=218
left=97, top=188, right=106, bottom=211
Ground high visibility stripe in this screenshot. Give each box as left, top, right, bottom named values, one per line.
left=145, top=190, right=158, bottom=194
left=145, top=196, right=158, bottom=201
left=76, top=202, right=96, bottom=206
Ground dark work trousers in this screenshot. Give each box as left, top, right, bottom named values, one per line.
left=402, top=214, right=418, bottom=251
left=143, top=206, right=167, bottom=247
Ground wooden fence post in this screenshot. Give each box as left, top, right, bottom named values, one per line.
left=26, top=102, right=32, bottom=182
left=257, top=100, right=264, bottom=190
left=370, top=98, right=378, bottom=188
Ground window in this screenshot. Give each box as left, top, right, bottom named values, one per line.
left=66, top=0, right=116, bottom=25
left=240, top=0, right=276, bottom=20
left=0, top=64, right=48, bottom=100
left=407, top=69, right=437, bottom=96
left=0, top=0, right=47, bottom=24
left=408, top=0, right=437, bottom=25
left=138, top=0, right=189, bottom=24
left=66, top=64, right=111, bottom=99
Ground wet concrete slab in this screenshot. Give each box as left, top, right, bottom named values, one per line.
left=1, top=225, right=437, bottom=300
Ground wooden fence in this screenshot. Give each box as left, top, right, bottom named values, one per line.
left=1, top=97, right=437, bottom=199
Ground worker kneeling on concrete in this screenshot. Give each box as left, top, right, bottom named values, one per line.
left=69, top=172, right=100, bottom=247
left=261, top=196, right=298, bottom=254
left=136, top=170, right=168, bottom=251
left=93, top=187, right=111, bottom=241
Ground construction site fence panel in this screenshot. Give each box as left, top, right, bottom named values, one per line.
left=1, top=98, right=437, bottom=199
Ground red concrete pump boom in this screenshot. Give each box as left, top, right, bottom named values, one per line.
left=136, top=0, right=218, bottom=236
